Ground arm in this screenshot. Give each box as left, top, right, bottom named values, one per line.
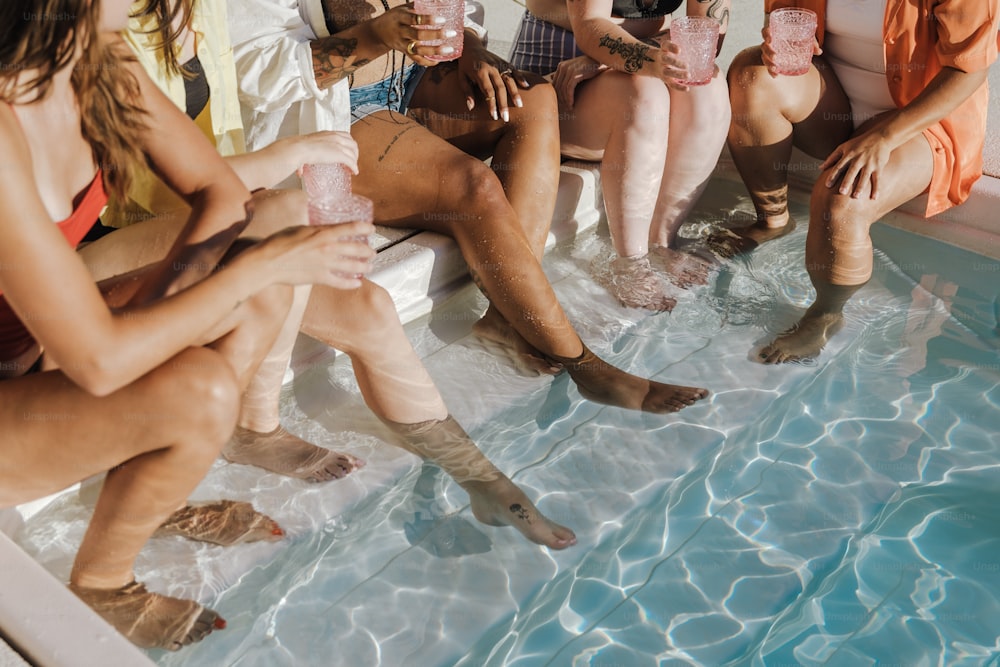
left=566, top=0, right=681, bottom=79
left=0, top=121, right=369, bottom=395
left=822, top=66, right=988, bottom=199
left=224, top=131, right=359, bottom=191
left=123, top=58, right=254, bottom=303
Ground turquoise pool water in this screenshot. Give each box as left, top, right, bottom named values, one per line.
left=17, top=179, right=1000, bottom=666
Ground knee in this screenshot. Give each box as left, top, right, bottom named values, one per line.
left=811, top=180, right=870, bottom=245
left=247, top=283, right=295, bottom=332
left=727, top=46, right=780, bottom=118
left=511, top=79, right=558, bottom=122
left=163, top=348, right=241, bottom=454
left=336, top=282, right=402, bottom=354
left=442, top=157, right=510, bottom=216
left=619, top=75, right=671, bottom=127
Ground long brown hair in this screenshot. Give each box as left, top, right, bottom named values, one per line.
left=131, top=0, right=194, bottom=77
left=0, top=0, right=147, bottom=199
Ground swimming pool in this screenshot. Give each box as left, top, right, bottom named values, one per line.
left=15, top=177, right=1000, bottom=666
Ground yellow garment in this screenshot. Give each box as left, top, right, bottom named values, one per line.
left=105, top=0, right=247, bottom=226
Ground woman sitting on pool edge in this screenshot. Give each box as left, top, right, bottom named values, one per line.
left=228, top=0, right=710, bottom=413
left=509, top=0, right=732, bottom=311
left=87, top=0, right=579, bottom=550
left=0, top=0, right=378, bottom=650
left=726, top=0, right=997, bottom=362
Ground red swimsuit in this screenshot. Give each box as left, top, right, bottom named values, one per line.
left=0, top=172, right=108, bottom=361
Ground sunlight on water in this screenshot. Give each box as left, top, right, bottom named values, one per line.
left=14, top=178, right=1000, bottom=666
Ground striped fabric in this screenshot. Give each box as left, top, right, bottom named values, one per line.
left=508, top=10, right=583, bottom=75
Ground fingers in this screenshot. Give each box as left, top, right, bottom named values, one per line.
left=501, top=70, right=523, bottom=109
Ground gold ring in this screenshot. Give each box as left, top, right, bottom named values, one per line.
left=414, top=14, right=423, bottom=25
left=406, top=40, right=418, bottom=56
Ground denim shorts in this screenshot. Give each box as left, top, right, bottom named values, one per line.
left=349, top=64, right=426, bottom=122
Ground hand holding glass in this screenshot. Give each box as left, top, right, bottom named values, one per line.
left=768, top=8, right=817, bottom=76
left=413, top=0, right=464, bottom=62
left=669, top=17, right=719, bottom=86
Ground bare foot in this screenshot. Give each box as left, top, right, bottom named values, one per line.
left=465, top=477, right=576, bottom=550
left=223, top=426, right=364, bottom=483
left=153, top=500, right=284, bottom=546
left=703, top=217, right=797, bottom=259
left=69, top=580, right=225, bottom=651
left=550, top=345, right=708, bottom=413
left=472, top=306, right=562, bottom=375
left=759, top=311, right=844, bottom=364
left=649, top=245, right=714, bottom=288
left=607, top=255, right=676, bottom=312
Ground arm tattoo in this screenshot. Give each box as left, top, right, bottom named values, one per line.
left=598, top=34, right=654, bottom=73
left=311, top=36, right=370, bottom=88
left=696, top=0, right=730, bottom=29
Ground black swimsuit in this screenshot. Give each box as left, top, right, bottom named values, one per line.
left=610, top=0, right=683, bottom=19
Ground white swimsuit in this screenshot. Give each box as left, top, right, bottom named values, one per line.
left=824, top=0, right=896, bottom=127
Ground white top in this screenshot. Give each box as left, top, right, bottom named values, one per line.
left=823, top=0, right=895, bottom=127
left=228, top=0, right=487, bottom=159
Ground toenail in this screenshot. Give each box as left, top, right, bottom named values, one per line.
left=214, top=617, right=227, bottom=630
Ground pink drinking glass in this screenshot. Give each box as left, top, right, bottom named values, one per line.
left=307, top=194, right=374, bottom=235
left=768, top=8, right=818, bottom=76
left=301, top=163, right=352, bottom=201
left=413, top=0, right=464, bottom=62
left=669, top=16, right=720, bottom=86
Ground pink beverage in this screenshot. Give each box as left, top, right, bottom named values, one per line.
left=769, top=8, right=817, bottom=76
left=413, top=0, right=464, bottom=62
left=669, top=17, right=720, bottom=86
left=308, top=194, right=374, bottom=234
left=301, top=163, right=352, bottom=201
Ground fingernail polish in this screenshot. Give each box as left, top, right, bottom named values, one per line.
left=433, top=16, right=446, bottom=24
left=440, top=46, right=454, bottom=54
left=444, top=30, right=457, bottom=38
left=501, top=109, right=509, bottom=122
left=491, top=110, right=498, bottom=120
left=515, top=98, right=523, bottom=108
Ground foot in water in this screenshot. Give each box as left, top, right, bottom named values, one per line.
left=223, top=426, right=364, bottom=482
left=607, top=255, right=676, bottom=312
left=549, top=344, right=708, bottom=413
left=649, top=245, right=714, bottom=288
left=472, top=306, right=562, bottom=375
left=69, top=580, right=225, bottom=651
left=759, top=311, right=844, bottom=363
left=154, top=500, right=284, bottom=546
left=465, top=477, right=576, bottom=550
left=702, top=216, right=797, bottom=259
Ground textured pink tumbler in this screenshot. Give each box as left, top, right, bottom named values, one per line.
left=769, top=8, right=817, bottom=76
left=670, top=16, right=720, bottom=86
left=413, top=0, right=464, bottom=62
left=301, top=163, right=352, bottom=201
left=307, top=194, right=374, bottom=229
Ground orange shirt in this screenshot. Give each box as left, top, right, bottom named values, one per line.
left=764, top=0, right=999, bottom=216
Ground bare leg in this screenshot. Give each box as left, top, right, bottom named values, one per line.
left=411, top=69, right=566, bottom=369
left=648, top=72, right=730, bottom=286
left=379, top=415, right=576, bottom=549
left=0, top=347, right=239, bottom=649
left=84, top=190, right=365, bottom=483
left=351, top=112, right=708, bottom=413
left=559, top=70, right=678, bottom=309
left=760, top=131, right=934, bottom=362
left=723, top=47, right=853, bottom=255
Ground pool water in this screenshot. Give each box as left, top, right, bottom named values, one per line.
left=16, top=178, right=1000, bottom=666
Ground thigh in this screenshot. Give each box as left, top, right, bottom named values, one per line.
left=408, top=62, right=549, bottom=158
left=350, top=111, right=495, bottom=230
left=558, top=70, right=665, bottom=159
left=789, top=57, right=855, bottom=159
left=0, top=361, right=191, bottom=505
